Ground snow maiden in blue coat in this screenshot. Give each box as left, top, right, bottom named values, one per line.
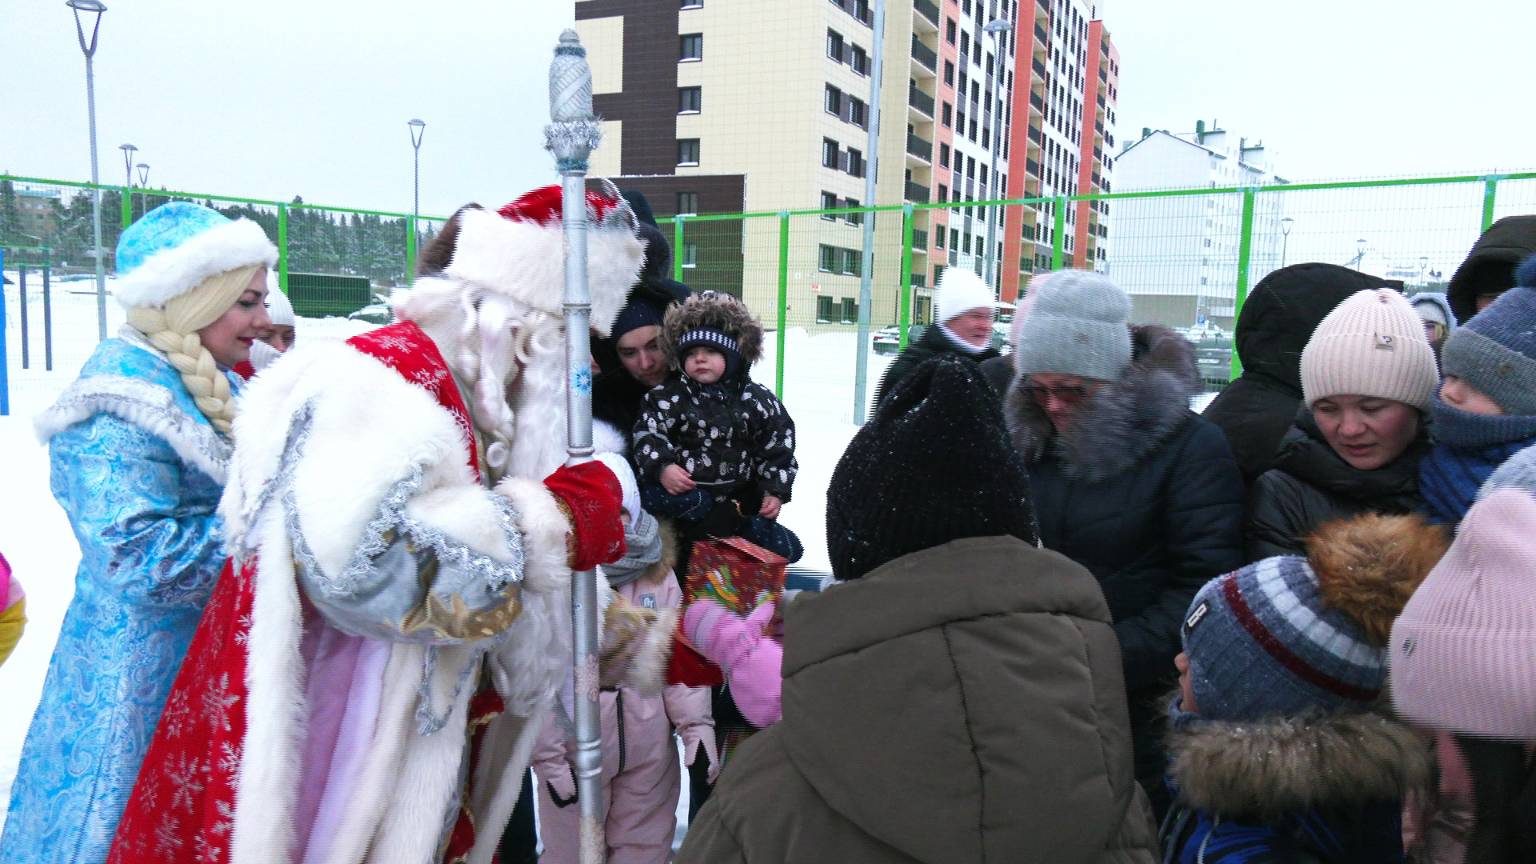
left=1161, top=513, right=1443, bottom=864
left=1, top=203, right=275, bottom=864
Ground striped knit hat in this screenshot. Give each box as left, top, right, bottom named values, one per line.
left=1391, top=488, right=1536, bottom=738
left=1301, top=287, right=1439, bottom=411
left=676, top=327, right=743, bottom=378
left=1182, top=556, right=1388, bottom=721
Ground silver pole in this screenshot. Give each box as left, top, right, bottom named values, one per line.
left=983, top=16, right=1013, bottom=291
left=851, top=0, right=885, bottom=425
left=69, top=1, right=107, bottom=340
left=545, top=29, right=606, bottom=864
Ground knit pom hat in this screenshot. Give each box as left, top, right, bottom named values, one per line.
left=934, top=267, right=997, bottom=323
left=1300, top=288, right=1439, bottom=411
left=115, top=202, right=276, bottom=310
left=265, top=281, right=295, bottom=327
left=826, top=354, right=1036, bottom=581
left=1013, top=270, right=1132, bottom=382
left=1390, top=488, right=1536, bottom=738
left=1438, top=255, right=1536, bottom=415
left=1181, top=513, right=1447, bottom=721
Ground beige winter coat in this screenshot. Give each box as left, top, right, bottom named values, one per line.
left=676, top=536, right=1157, bottom=864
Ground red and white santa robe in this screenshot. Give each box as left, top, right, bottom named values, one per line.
left=109, top=320, right=580, bottom=864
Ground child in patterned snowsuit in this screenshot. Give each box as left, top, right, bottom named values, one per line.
left=633, top=291, right=802, bottom=562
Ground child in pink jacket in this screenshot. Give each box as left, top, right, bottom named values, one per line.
left=532, top=438, right=715, bottom=864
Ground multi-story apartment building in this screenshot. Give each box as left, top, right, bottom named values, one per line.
left=574, top=0, right=1115, bottom=324
left=1110, top=121, right=1287, bottom=330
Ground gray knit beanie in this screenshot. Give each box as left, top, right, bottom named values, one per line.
left=1439, top=255, right=1536, bottom=415
left=1013, top=270, right=1132, bottom=382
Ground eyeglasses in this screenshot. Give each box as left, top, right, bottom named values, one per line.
left=1025, top=382, right=1091, bottom=407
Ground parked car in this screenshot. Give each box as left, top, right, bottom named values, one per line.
left=873, top=324, right=926, bottom=355
left=1195, top=344, right=1233, bottom=390
left=346, top=301, right=393, bottom=325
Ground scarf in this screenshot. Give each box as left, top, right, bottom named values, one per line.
left=1420, top=401, right=1536, bottom=525
left=937, top=321, right=989, bottom=356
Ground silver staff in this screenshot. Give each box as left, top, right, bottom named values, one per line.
left=545, top=29, right=607, bottom=863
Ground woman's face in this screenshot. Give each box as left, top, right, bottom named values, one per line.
left=616, top=324, right=667, bottom=387
left=1312, top=395, right=1420, bottom=471
left=197, top=269, right=272, bottom=368
left=1024, top=372, right=1102, bottom=432
left=1440, top=375, right=1504, bottom=416
left=946, top=307, right=995, bottom=348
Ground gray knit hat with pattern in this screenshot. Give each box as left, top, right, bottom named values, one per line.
left=1013, top=270, right=1132, bottom=382
left=1439, top=255, right=1536, bottom=415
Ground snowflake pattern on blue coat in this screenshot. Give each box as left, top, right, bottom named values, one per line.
left=1, top=337, right=235, bottom=864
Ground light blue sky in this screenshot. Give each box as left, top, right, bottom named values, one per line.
left=3, top=0, right=1533, bottom=217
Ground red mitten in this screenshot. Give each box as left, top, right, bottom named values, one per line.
left=543, top=461, right=627, bottom=571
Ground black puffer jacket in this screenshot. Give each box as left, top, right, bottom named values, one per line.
left=1244, top=410, right=1426, bottom=562
left=633, top=374, right=797, bottom=501
left=1005, top=324, right=1244, bottom=812
left=1202, top=264, right=1392, bottom=486
left=873, top=324, right=999, bottom=409
left=1447, top=215, right=1536, bottom=323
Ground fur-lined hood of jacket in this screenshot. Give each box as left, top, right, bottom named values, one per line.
left=1167, top=709, right=1429, bottom=823
left=1007, top=324, right=1200, bottom=483
left=661, top=290, right=764, bottom=369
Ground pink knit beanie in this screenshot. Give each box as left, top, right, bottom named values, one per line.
left=1389, top=488, right=1536, bottom=739
left=1301, top=288, right=1439, bottom=411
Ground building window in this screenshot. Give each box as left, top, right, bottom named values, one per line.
left=960, top=32, right=970, bottom=57
left=819, top=244, right=838, bottom=272
left=854, top=0, right=871, bottom=25
left=825, top=85, right=843, bottom=116
left=682, top=242, right=699, bottom=267
left=939, top=183, right=949, bottom=202
left=822, top=138, right=840, bottom=169
left=821, top=191, right=838, bottom=219
left=827, top=29, right=844, bottom=61
left=677, top=139, right=700, bottom=165
left=842, top=249, right=863, bottom=276
left=678, top=86, right=702, bottom=113
left=942, top=102, right=952, bottom=127
left=850, top=45, right=869, bottom=75
left=939, top=143, right=950, bottom=168
left=847, top=147, right=865, bottom=178
left=681, top=0, right=702, bottom=7
left=680, top=34, right=703, bottom=61
left=946, top=17, right=957, bottom=44
left=676, top=192, right=699, bottom=215
left=849, top=97, right=867, bottom=128
left=845, top=197, right=863, bottom=225
left=944, top=60, right=955, bottom=86
left=936, top=228, right=945, bottom=248
left=951, top=227, right=960, bottom=248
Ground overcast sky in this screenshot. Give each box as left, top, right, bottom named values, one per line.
left=3, top=0, right=1533, bottom=218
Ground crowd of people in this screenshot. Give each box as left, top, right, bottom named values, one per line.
left=3, top=190, right=1534, bottom=864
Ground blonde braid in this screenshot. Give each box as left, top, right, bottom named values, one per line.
left=125, top=265, right=260, bottom=437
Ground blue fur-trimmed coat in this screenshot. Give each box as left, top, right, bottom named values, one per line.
left=2, top=332, right=236, bottom=864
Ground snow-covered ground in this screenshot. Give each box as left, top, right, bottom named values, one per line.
left=0, top=275, right=882, bottom=831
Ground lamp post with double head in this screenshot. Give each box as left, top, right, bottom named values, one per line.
left=67, top=0, right=108, bottom=340
left=982, top=16, right=1014, bottom=292
left=1279, top=216, right=1294, bottom=268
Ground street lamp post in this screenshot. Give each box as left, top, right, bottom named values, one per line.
left=67, top=0, right=108, bottom=340
left=1355, top=238, right=1367, bottom=271
left=118, top=143, right=136, bottom=190
left=982, top=16, right=1014, bottom=292
left=407, top=118, right=426, bottom=221
left=1279, top=216, right=1294, bottom=268
left=136, top=163, right=150, bottom=219
left=1418, top=255, right=1429, bottom=287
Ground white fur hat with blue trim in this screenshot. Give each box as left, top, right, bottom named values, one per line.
left=114, top=202, right=277, bottom=309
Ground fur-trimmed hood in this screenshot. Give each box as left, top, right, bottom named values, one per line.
left=660, top=291, right=764, bottom=368
left=1167, top=709, right=1430, bottom=822
left=1007, top=324, right=1200, bottom=482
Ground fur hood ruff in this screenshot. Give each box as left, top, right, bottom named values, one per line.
left=1167, top=709, right=1429, bottom=822
left=1008, top=324, right=1201, bottom=482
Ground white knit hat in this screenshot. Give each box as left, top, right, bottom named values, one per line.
left=934, top=267, right=996, bottom=323
left=1300, top=288, right=1439, bottom=411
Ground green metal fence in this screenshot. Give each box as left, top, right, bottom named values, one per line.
left=4, top=171, right=1534, bottom=422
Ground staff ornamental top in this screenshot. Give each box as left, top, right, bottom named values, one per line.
left=546, top=29, right=601, bottom=170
